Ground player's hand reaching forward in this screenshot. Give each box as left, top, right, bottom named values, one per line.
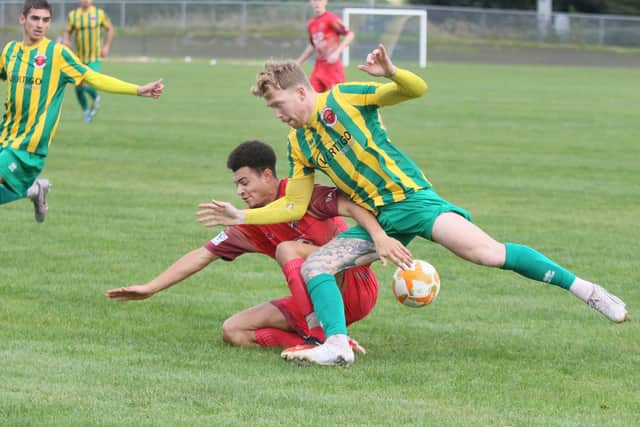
left=372, top=234, right=413, bottom=270
left=357, top=43, right=397, bottom=78
left=137, top=79, right=164, bottom=98
left=104, top=284, right=156, bottom=301
left=197, top=200, right=246, bottom=227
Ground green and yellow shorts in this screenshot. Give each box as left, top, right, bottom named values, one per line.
left=338, top=188, right=472, bottom=246
left=0, top=146, right=45, bottom=199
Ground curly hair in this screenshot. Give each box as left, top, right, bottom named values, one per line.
left=226, top=140, right=277, bottom=175
left=251, top=60, right=311, bottom=98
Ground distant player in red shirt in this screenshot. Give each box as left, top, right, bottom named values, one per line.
left=297, top=0, right=354, bottom=92
left=104, top=140, right=403, bottom=352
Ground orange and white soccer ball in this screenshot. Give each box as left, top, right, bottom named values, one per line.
left=391, top=260, right=440, bottom=308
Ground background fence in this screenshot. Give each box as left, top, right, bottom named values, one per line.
left=1, top=0, right=639, bottom=61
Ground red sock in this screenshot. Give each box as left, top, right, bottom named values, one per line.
left=255, top=328, right=306, bottom=347
left=282, top=258, right=313, bottom=316
left=308, top=326, right=326, bottom=343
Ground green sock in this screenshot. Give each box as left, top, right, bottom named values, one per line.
left=75, top=86, right=88, bottom=111
left=85, top=86, right=98, bottom=100
left=307, top=273, right=347, bottom=337
left=503, top=243, right=576, bottom=289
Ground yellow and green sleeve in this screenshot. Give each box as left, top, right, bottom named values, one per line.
left=83, top=70, right=138, bottom=95
left=374, top=68, right=428, bottom=107
left=244, top=175, right=315, bottom=225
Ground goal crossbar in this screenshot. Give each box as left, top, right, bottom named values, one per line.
left=341, top=8, right=428, bottom=68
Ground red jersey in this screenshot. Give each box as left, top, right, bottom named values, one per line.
left=307, top=11, right=350, bottom=62
left=204, top=180, right=347, bottom=260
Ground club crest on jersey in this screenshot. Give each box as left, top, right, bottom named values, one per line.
left=34, top=54, right=47, bottom=69
left=90, top=14, right=97, bottom=24
left=321, top=108, right=337, bottom=127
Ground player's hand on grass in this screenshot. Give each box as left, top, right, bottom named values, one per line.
left=104, top=285, right=155, bottom=301
left=357, top=43, right=397, bottom=78
left=372, top=234, right=413, bottom=269
left=197, top=200, right=246, bottom=226
left=137, top=79, right=164, bottom=98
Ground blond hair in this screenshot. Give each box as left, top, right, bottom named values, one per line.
left=251, top=60, right=311, bottom=98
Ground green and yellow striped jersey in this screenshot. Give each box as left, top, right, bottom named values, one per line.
left=287, top=81, right=431, bottom=214
left=0, top=38, right=89, bottom=155
left=66, top=6, right=111, bottom=64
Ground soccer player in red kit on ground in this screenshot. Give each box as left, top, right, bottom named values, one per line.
left=297, top=0, right=354, bottom=92
left=105, top=141, right=409, bottom=353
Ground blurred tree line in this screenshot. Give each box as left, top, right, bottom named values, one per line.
left=407, top=0, right=640, bottom=15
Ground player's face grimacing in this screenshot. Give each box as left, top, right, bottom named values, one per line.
left=232, top=167, right=276, bottom=209
left=20, top=8, right=51, bottom=44
left=265, top=87, right=308, bottom=129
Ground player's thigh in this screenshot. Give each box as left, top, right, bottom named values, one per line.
left=309, top=68, right=326, bottom=92
left=432, top=212, right=505, bottom=266
left=340, top=266, right=379, bottom=325
left=377, top=189, right=472, bottom=241
left=223, top=301, right=290, bottom=332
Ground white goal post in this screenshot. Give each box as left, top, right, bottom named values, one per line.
left=341, top=8, right=428, bottom=68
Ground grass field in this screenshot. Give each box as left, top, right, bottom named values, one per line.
left=2, top=59, right=639, bottom=426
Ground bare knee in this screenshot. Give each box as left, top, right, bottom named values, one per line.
left=221, top=317, right=252, bottom=347
left=275, top=241, right=318, bottom=267
left=467, top=242, right=506, bottom=267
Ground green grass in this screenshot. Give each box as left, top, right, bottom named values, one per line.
left=1, top=59, right=640, bottom=426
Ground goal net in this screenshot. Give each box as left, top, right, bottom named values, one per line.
left=341, top=8, right=428, bottom=68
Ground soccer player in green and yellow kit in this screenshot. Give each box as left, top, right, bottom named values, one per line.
left=0, top=0, right=163, bottom=222
left=197, top=43, right=628, bottom=367
left=63, top=0, right=113, bottom=122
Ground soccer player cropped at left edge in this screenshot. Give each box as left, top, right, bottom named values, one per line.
left=198, top=43, right=628, bottom=367
left=105, top=140, right=411, bottom=355
left=0, top=0, right=163, bottom=222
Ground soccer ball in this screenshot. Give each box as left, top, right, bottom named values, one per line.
left=391, top=260, right=440, bottom=308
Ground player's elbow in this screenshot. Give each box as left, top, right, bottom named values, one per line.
left=288, top=206, right=307, bottom=221
left=410, top=80, right=428, bottom=98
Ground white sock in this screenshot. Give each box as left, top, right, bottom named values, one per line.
left=569, top=277, right=595, bottom=302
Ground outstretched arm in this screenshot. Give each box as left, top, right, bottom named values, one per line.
left=197, top=175, right=315, bottom=227
left=358, top=43, right=427, bottom=106
left=83, top=70, right=164, bottom=98
left=336, top=193, right=412, bottom=269
left=104, top=247, right=217, bottom=301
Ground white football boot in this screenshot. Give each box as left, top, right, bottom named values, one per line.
left=586, top=284, right=628, bottom=323
left=28, top=179, right=50, bottom=223
left=281, top=334, right=356, bottom=367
